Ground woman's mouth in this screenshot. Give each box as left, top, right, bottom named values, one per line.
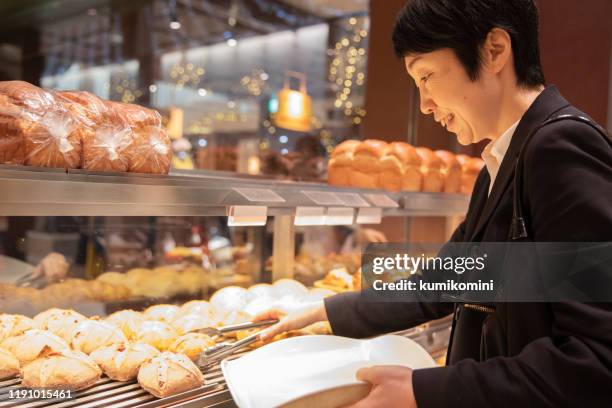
left=441, top=114, right=454, bottom=130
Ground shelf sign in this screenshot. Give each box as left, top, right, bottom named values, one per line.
left=336, top=192, right=370, bottom=207
left=301, top=190, right=343, bottom=206
left=227, top=206, right=268, bottom=226
left=356, top=207, right=383, bottom=224
left=364, top=193, right=399, bottom=208
left=234, top=187, right=285, bottom=203
left=294, top=207, right=326, bottom=226
left=325, top=207, right=354, bottom=225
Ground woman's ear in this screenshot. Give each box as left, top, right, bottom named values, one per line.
left=482, top=27, right=512, bottom=75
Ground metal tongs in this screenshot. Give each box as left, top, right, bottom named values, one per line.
left=197, top=318, right=278, bottom=369
left=189, top=319, right=278, bottom=337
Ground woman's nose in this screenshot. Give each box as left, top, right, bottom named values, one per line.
left=419, top=89, right=436, bottom=115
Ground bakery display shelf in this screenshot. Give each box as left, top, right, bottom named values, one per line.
left=0, top=320, right=452, bottom=408
left=0, top=165, right=468, bottom=217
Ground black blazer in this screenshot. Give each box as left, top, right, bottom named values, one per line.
left=324, top=86, right=612, bottom=407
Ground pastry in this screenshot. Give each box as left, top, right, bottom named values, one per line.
left=169, top=333, right=215, bottom=362
left=96, top=271, right=126, bottom=286
left=137, top=352, right=204, bottom=398
left=351, top=139, right=388, bottom=189
left=435, top=150, right=461, bottom=193
left=415, top=147, right=445, bottom=192
left=135, top=321, right=177, bottom=351
left=21, top=348, right=101, bottom=390
left=144, top=304, right=181, bottom=323
left=105, top=310, right=145, bottom=340
left=1, top=329, right=68, bottom=366
left=90, top=342, right=159, bottom=382
left=327, top=140, right=361, bottom=187
left=0, top=347, right=20, bottom=380
left=33, top=308, right=86, bottom=343
left=71, top=320, right=127, bottom=355
left=0, top=314, right=34, bottom=341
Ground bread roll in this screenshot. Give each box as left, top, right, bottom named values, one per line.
left=0, top=314, right=34, bottom=341
left=90, top=342, right=159, bottom=382
left=71, top=320, right=127, bottom=355
left=456, top=154, right=485, bottom=195
left=179, top=300, right=215, bottom=318
left=137, top=352, right=204, bottom=398
left=169, top=333, right=215, bottom=362
left=378, top=142, right=422, bottom=192
left=0, top=347, right=20, bottom=379
left=106, top=310, right=145, bottom=340
left=127, top=126, right=172, bottom=175
left=21, top=348, right=101, bottom=390
left=415, top=147, right=444, bottom=192
left=351, top=140, right=388, bottom=189
left=135, top=321, right=177, bottom=351
left=33, top=309, right=86, bottom=343
left=144, top=305, right=181, bottom=323
left=328, top=140, right=361, bottom=187
left=435, top=150, right=461, bottom=193
left=172, top=314, right=214, bottom=335
left=1, top=329, right=68, bottom=366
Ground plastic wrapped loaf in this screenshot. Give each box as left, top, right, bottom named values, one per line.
left=105, top=101, right=172, bottom=175
left=57, top=91, right=134, bottom=172
left=0, top=81, right=83, bottom=169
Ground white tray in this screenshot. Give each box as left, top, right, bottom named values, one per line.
left=221, top=334, right=436, bottom=408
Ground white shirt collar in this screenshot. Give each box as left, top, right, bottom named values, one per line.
left=481, top=119, right=520, bottom=195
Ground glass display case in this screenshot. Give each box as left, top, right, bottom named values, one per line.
left=0, top=165, right=466, bottom=407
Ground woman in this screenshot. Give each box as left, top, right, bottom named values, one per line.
left=256, top=0, right=612, bottom=407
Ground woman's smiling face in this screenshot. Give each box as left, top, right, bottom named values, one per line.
left=405, top=48, right=499, bottom=145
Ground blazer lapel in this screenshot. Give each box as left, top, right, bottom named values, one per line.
left=468, top=86, right=571, bottom=241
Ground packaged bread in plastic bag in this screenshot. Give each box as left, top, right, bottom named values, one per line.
left=106, top=100, right=172, bottom=175
left=57, top=91, right=134, bottom=172
left=128, top=126, right=172, bottom=174
left=0, top=94, right=27, bottom=164
left=0, top=81, right=83, bottom=169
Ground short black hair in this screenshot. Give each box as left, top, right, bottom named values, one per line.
left=392, top=0, right=545, bottom=88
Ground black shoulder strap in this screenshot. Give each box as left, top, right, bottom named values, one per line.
left=510, top=114, right=611, bottom=240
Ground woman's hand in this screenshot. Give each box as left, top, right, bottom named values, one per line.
left=253, top=300, right=329, bottom=342
left=33, top=252, right=69, bottom=282
left=345, top=365, right=416, bottom=408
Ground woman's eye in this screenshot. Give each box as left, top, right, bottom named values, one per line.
left=420, top=73, right=432, bottom=84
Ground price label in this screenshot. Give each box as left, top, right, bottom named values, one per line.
left=302, top=190, right=344, bottom=206
left=356, top=207, right=383, bottom=224
left=227, top=206, right=268, bottom=226
left=325, top=207, right=355, bottom=225
left=294, top=207, right=326, bottom=226
left=336, top=192, right=370, bottom=207
left=364, top=193, right=399, bottom=208
left=234, top=188, right=285, bottom=203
